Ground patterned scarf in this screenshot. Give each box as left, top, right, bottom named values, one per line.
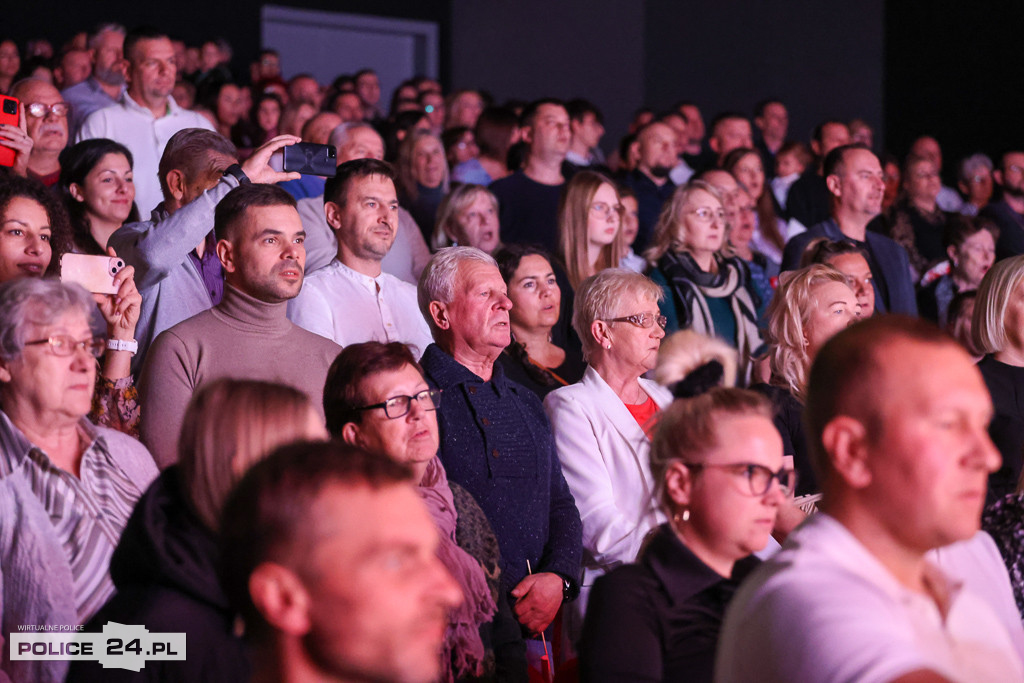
left=418, top=457, right=497, bottom=680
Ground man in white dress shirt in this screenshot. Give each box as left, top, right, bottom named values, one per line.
left=716, top=316, right=1024, bottom=683
left=288, top=158, right=433, bottom=357
left=76, top=26, right=214, bottom=216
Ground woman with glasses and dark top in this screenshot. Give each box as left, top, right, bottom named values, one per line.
left=578, top=387, right=790, bottom=683
left=0, top=277, right=157, bottom=683
left=646, top=180, right=763, bottom=383
left=494, top=244, right=585, bottom=399
left=543, top=268, right=673, bottom=642
left=0, top=175, right=143, bottom=436
left=323, top=341, right=528, bottom=683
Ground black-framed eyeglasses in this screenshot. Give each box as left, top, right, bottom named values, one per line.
left=684, top=461, right=795, bottom=497
left=356, top=388, right=441, bottom=419
left=606, top=312, right=668, bottom=330
left=25, top=102, right=71, bottom=118
left=24, top=335, right=105, bottom=358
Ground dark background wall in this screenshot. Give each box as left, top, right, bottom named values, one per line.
left=885, top=1, right=1024, bottom=178
left=14, top=1, right=1019, bottom=168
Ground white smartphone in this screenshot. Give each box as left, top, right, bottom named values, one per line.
left=60, top=254, right=124, bottom=294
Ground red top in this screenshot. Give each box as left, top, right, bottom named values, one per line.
left=625, top=395, right=661, bottom=436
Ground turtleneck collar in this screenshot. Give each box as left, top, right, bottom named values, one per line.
left=211, top=284, right=293, bottom=335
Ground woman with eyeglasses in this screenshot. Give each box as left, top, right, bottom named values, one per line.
left=646, top=179, right=763, bottom=383
left=323, top=341, right=526, bottom=682
left=0, top=277, right=157, bottom=683
left=0, top=175, right=142, bottom=436
left=543, top=268, right=673, bottom=641
left=494, top=244, right=585, bottom=399
left=558, top=170, right=626, bottom=291
left=579, top=387, right=789, bottom=682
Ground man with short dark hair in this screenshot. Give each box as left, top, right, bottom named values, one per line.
left=139, top=183, right=340, bottom=467
left=708, top=112, right=753, bottom=167
left=718, top=316, right=1024, bottom=682
left=221, top=440, right=463, bottom=683
left=565, top=98, right=605, bottom=168
left=982, top=150, right=1024, bottom=259
left=110, top=129, right=300, bottom=373
left=621, top=121, right=677, bottom=252
left=753, top=99, right=789, bottom=167
left=54, top=47, right=92, bottom=91
left=288, top=158, right=433, bottom=357
left=63, top=23, right=127, bottom=138
left=354, top=68, right=382, bottom=121
left=782, top=144, right=917, bottom=314
left=491, top=98, right=572, bottom=252
left=295, top=122, right=432, bottom=283
left=660, top=111, right=694, bottom=186
left=77, top=26, right=215, bottom=215
left=785, top=119, right=851, bottom=229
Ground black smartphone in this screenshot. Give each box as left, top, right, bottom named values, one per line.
left=282, top=142, right=337, bottom=177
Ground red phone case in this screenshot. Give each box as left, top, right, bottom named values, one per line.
left=0, top=96, right=19, bottom=168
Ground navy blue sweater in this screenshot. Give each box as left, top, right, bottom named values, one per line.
left=420, top=344, right=583, bottom=596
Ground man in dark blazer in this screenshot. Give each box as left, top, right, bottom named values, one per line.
left=782, top=144, right=917, bottom=315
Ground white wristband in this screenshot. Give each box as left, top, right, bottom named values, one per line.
left=106, top=339, right=138, bottom=355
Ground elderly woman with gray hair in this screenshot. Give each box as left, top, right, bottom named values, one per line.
left=0, top=278, right=157, bottom=683
left=543, top=268, right=673, bottom=639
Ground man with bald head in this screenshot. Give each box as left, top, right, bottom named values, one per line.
left=718, top=316, right=1024, bottom=682
left=277, top=112, right=344, bottom=202
left=77, top=25, right=214, bottom=215
left=708, top=112, right=753, bottom=167
left=621, top=121, right=678, bottom=252
left=296, top=122, right=430, bottom=283
left=782, top=144, right=916, bottom=314
left=6, top=78, right=69, bottom=185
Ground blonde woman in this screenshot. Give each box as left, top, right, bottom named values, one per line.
left=645, top=179, right=763, bottom=382
left=973, top=254, right=1024, bottom=501
left=558, top=170, right=626, bottom=290
left=396, top=129, right=450, bottom=242
left=432, top=183, right=501, bottom=253
left=751, top=264, right=858, bottom=496
left=68, top=379, right=327, bottom=682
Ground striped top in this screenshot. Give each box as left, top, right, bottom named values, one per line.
left=0, top=411, right=141, bottom=622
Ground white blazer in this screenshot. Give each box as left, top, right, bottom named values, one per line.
left=544, top=365, right=672, bottom=579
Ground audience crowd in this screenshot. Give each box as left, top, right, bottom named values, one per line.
left=4, top=20, right=1024, bottom=683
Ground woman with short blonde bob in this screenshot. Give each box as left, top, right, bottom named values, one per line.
left=69, top=379, right=328, bottom=682
left=751, top=264, right=858, bottom=496
left=432, top=183, right=501, bottom=254
left=973, top=254, right=1024, bottom=501
left=646, top=179, right=762, bottom=381
left=579, top=387, right=789, bottom=682
left=558, top=170, right=626, bottom=290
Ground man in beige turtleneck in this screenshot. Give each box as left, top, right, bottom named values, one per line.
left=138, top=183, right=341, bottom=468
